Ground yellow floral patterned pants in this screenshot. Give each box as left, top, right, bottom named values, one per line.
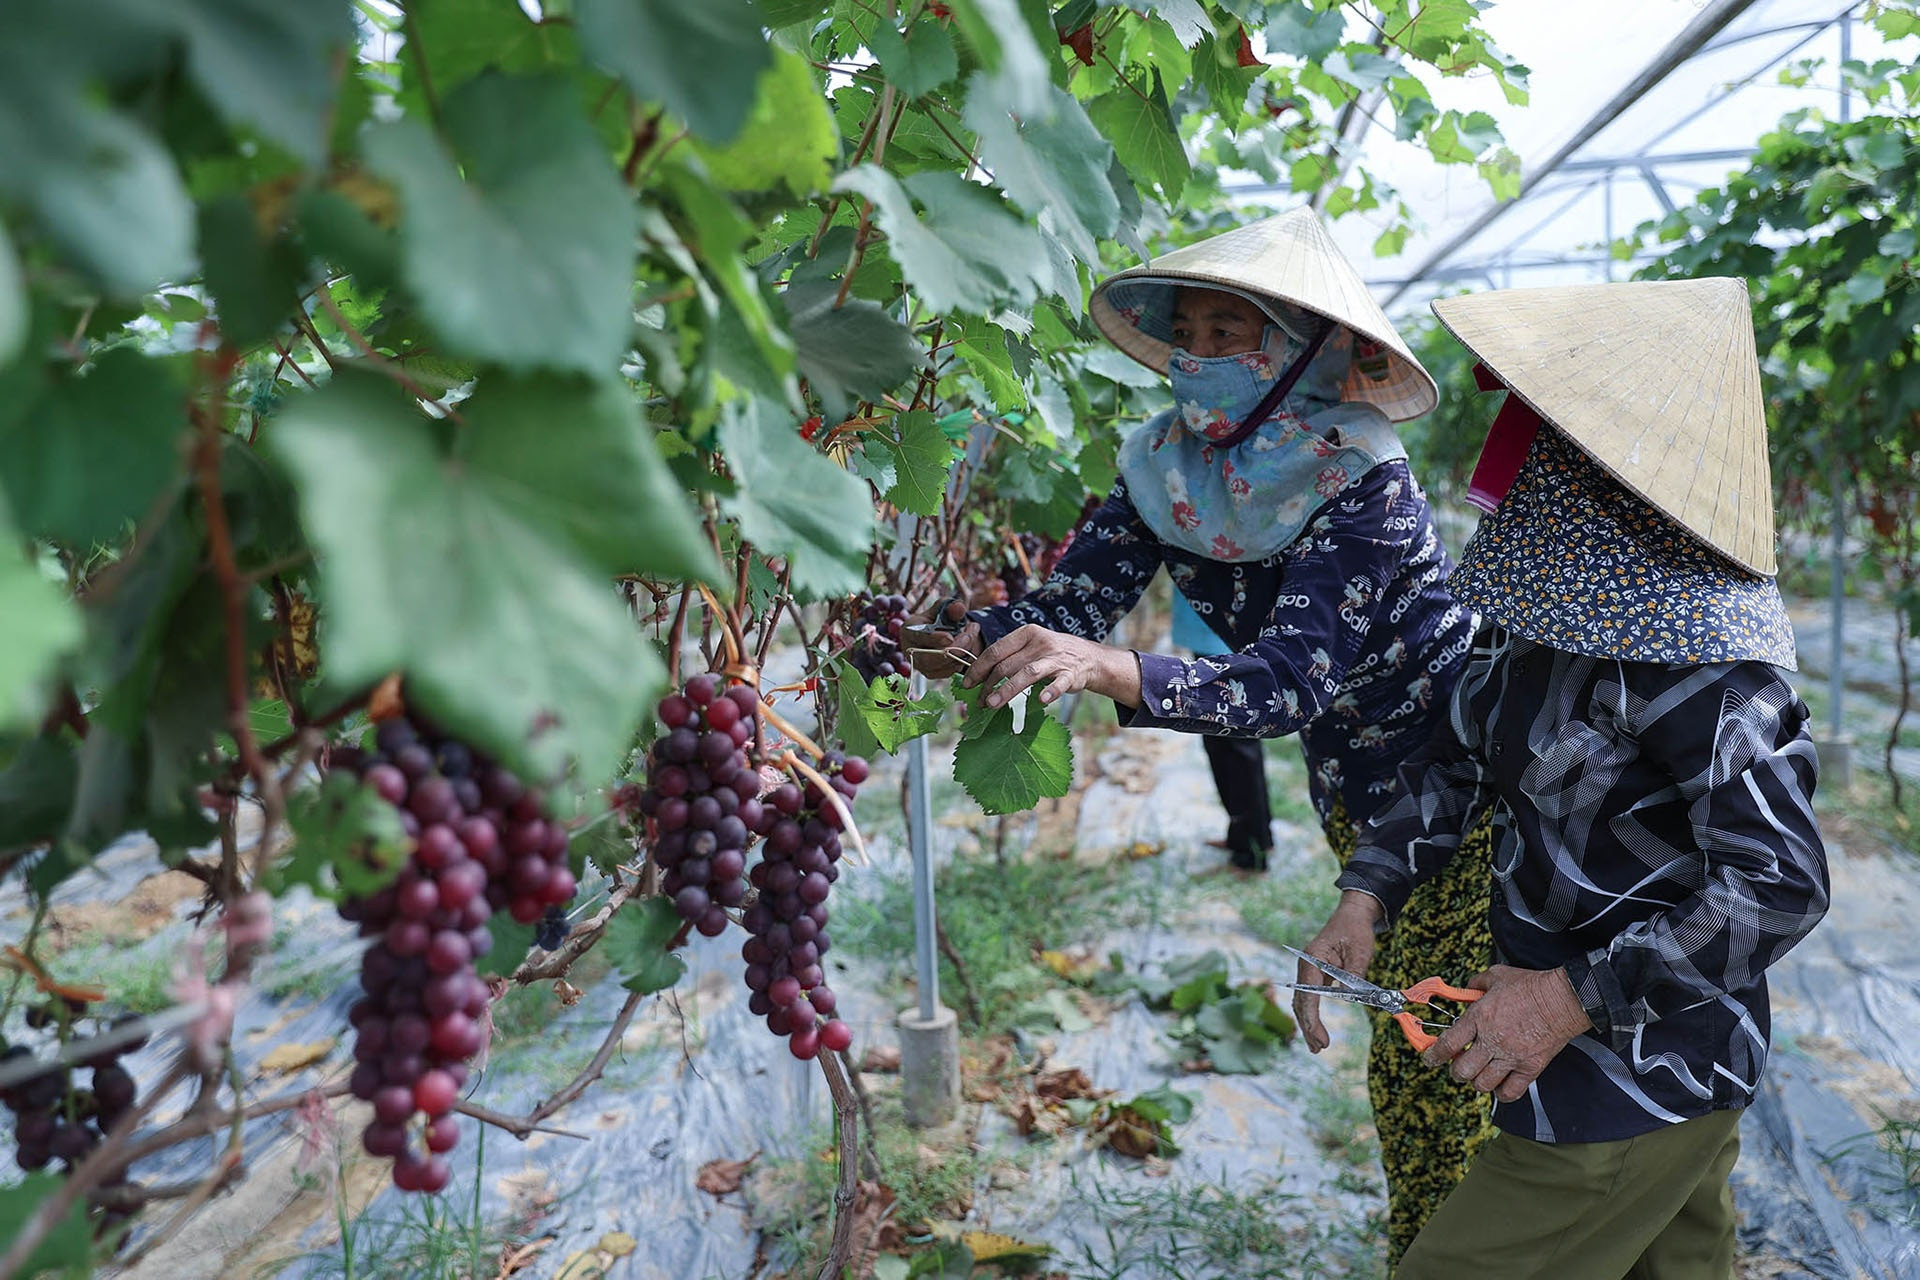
left=1323, top=798, right=1497, bottom=1272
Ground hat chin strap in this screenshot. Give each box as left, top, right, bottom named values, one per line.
left=1465, top=361, right=1542, bottom=514
left=1209, top=324, right=1334, bottom=450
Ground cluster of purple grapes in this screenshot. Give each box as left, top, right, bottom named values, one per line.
left=846, top=592, right=909, bottom=683
left=741, top=752, right=864, bottom=1061
left=334, top=717, right=577, bottom=1193
left=638, top=675, right=762, bottom=937
left=2, top=1004, right=145, bottom=1184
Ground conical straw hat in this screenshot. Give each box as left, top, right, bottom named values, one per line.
left=1090, top=208, right=1438, bottom=421
left=1431, top=278, right=1777, bottom=576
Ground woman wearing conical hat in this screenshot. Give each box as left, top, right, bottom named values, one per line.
left=1293, top=278, right=1831, bottom=1278
left=906, top=208, right=1495, bottom=1261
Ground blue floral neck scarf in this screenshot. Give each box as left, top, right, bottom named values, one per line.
left=1117, top=323, right=1406, bottom=563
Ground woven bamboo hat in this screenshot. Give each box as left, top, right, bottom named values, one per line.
left=1090, top=208, right=1439, bottom=421
left=1432, top=277, right=1777, bottom=576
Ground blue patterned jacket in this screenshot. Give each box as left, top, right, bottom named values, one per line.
left=973, top=460, right=1474, bottom=827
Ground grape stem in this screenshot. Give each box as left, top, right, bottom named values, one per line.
left=815, top=1047, right=861, bottom=1280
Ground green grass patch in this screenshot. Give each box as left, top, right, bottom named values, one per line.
left=838, top=850, right=1137, bottom=1035
left=1056, top=1166, right=1386, bottom=1279
left=1236, top=862, right=1341, bottom=954
left=53, top=938, right=204, bottom=1016
left=1303, top=1036, right=1379, bottom=1171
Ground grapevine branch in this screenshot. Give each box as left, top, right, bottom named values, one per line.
left=463, top=990, right=648, bottom=1141
left=815, top=1046, right=861, bottom=1280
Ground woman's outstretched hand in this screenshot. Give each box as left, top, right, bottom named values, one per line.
left=1292, top=890, right=1384, bottom=1053
left=899, top=599, right=983, bottom=680
left=963, top=624, right=1142, bottom=709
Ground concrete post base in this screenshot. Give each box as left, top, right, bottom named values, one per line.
left=897, top=1005, right=961, bottom=1129
left=1816, top=738, right=1854, bottom=790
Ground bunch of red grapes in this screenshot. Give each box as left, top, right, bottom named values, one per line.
left=333, top=717, right=577, bottom=1193
left=2, top=1006, right=144, bottom=1173
left=846, top=592, right=909, bottom=683
left=639, top=674, right=761, bottom=937
left=633, top=677, right=862, bottom=1060
left=740, top=751, right=863, bottom=1060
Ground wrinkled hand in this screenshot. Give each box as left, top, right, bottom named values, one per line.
left=1292, top=890, right=1383, bottom=1054
left=899, top=599, right=982, bottom=680
left=963, top=623, right=1141, bottom=709
left=1420, top=965, right=1592, bottom=1102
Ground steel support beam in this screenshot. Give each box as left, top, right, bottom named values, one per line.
left=1380, top=0, right=1762, bottom=307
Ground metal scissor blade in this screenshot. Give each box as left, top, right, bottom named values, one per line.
left=1280, top=944, right=1375, bottom=993
left=1278, top=981, right=1403, bottom=1014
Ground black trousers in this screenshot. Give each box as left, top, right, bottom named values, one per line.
left=1201, top=734, right=1272, bottom=866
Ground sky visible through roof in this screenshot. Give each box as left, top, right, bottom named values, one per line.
left=1235, top=0, right=1903, bottom=316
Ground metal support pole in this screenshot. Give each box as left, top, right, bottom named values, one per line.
left=905, top=673, right=939, bottom=1022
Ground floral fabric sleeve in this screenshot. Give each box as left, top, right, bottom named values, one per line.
left=1120, top=467, right=1417, bottom=738
left=971, top=482, right=1164, bottom=647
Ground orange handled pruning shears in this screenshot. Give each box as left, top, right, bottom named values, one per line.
left=1280, top=944, right=1483, bottom=1052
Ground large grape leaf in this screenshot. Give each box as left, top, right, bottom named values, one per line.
left=692, top=50, right=838, bottom=196
left=716, top=399, right=876, bottom=599
left=276, top=772, right=411, bottom=901
left=0, top=225, right=24, bottom=363
left=951, top=684, right=1074, bottom=814
left=0, top=1174, right=93, bottom=1278
left=268, top=373, right=668, bottom=785
left=0, top=72, right=193, bottom=297
left=882, top=410, right=958, bottom=517
left=842, top=671, right=951, bottom=754
left=785, top=281, right=925, bottom=415
left=834, top=166, right=1053, bottom=315
left=458, top=374, right=719, bottom=586
left=963, top=75, right=1119, bottom=264
left=0, top=532, right=81, bottom=732
left=365, top=73, right=637, bottom=377
left=168, top=0, right=355, bottom=167
left=870, top=19, right=959, bottom=99
left=1089, top=72, right=1190, bottom=203
left=947, top=0, right=1051, bottom=116
left=0, top=350, right=189, bottom=549
left=576, top=0, right=771, bottom=143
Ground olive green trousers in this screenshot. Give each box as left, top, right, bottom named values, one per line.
left=1397, top=1108, right=1743, bottom=1280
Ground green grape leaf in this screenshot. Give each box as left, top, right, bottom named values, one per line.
left=1190, top=35, right=1260, bottom=129
left=477, top=915, right=539, bottom=978
left=692, top=49, right=838, bottom=195
left=169, top=0, right=355, bottom=167
left=950, top=686, right=1073, bottom=814
left=198, top=194, right=307, bottom=349
left=761, top=0, right=832, bottom=26
left=1137, top=0, right=1207, bottom=45
left=833, top=166, right=1053, bottom=315
left=0, top=349, right=188, bottom=549
left=716, top=399, right=876, bottom=599
left=1263, top=2, right=1346, bottom=60
left=0, top=536, right=81, bottom=733
left=576, top=0, right=771, bottom=143
left=268, top=372, right=666, bottom=785
left=1088, top=72, right=1190, bottom=203
left=947, top=0, right=1051, bottom=116
left=365, top=73, right=637, bottom=377
left=871, top=18, right=959, bottom=99
left=606, top=895, right=689, bottom=994
left=883, top=410, right=958, bottom=517
left=0, top=737, right=79, bottom=856
left=457, top=373, right=719, bottom=585
left=276, top=772, right=411, bottom=902
left=0, top=73, right=193, bottom=297
left=786, top=281, right=925, bottom=415
left=0, top=1173, right=93, bottom=1277
left=844, top=671, right=950, bottom=754
left=964, top=75, right=1119, bottom=264
left=0, top=224, right=24, bottom=362
left=835, top=669, right=883, bottom=760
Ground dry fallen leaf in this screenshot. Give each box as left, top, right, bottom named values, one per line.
left=696, top=1154, right=757, bottom=1196
left=495, top=1236, right=553, bottom=1279
left=860, top=1045, right=902, bottom=1073
left=258, top=1039, right=336, bottom=1075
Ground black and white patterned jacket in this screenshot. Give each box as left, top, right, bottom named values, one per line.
left=1337, top=626, right=1830, bottom=1143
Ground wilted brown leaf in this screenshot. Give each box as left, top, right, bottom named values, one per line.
left=1033, top=1067, right=1104, bottom=1103
left=258, top=1039, right=336, bottom=1074
left=1100, top=1106, right=1162, bottom=1160
left=697, top=1154, right=758, bottom=1196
